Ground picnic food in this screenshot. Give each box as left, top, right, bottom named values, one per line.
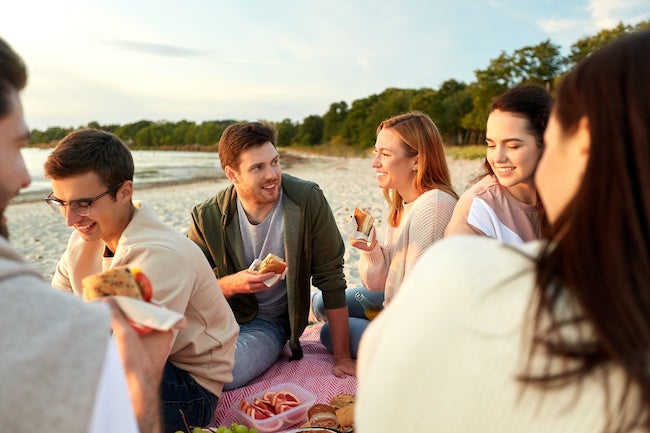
left=81, top=266, right=152, bottom=302
left=305, top=404, right=338, bottom=429
left=238, top=389, right=302, bottom=420
left=354, top=206, right=374, bottom=236
left=329, top=393, right=355, bottom=409
left=301, top=393, right=356, bottom=431
left=190, top=423, right=259, bottom=433
left=256, top=253, right=287, bottom=275
left=335, top=403, right=354, bottom=430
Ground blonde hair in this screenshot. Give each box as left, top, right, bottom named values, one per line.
left=377, top=112, right=457, bottom=227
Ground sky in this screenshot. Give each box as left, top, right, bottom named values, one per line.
left=4, top=0, right=648, bottom=130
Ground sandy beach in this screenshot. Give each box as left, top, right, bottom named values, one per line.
left=5, top=155, right=482, bottom=284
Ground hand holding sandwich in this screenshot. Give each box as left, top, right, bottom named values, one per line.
left=347, top=207, right=376, bottom=251
left=218, top=253, right=288, bottom=297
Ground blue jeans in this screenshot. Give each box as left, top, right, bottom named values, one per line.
left=223, top=317, right=290, bottom=391
left=161, top=361, right=218, bottom=433
left=312, top=287, right=384, bottom=358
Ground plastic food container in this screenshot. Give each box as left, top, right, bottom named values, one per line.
left=233, top=382, right=317, bottom=432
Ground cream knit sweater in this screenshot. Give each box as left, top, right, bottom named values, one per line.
left=358, top=188, right=457, bottom=304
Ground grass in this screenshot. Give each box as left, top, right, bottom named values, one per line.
left=444, top=144, right=485, bottom=160
left=284, top=143, right=485, bottom=160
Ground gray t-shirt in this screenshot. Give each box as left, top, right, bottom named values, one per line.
left=237, top=193, right=288, bottom=324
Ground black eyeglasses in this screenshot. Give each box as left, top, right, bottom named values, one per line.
left=44, top=182, right=125, bottom=217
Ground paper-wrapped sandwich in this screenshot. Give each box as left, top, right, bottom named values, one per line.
left=256, top=253, right=287, bottom=275
left=249, top=253, right=288, bottom=287
left=354, top=206, right=374, bottom=237
left=344, top=206, right=375, bottom=244
left=82, top=266, right=151, bottom=302
left=81, top=266, right=183, bottom=334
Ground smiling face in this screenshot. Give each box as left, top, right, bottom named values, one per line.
left=485, top=109, right=543, bottom=204
left=372, top=128, right=418, bottom=202
left=0, top=91, right=31, bottom=238
left=50, top=171, right=133, bottom=251
left=226, top=141, right=282, bottom=218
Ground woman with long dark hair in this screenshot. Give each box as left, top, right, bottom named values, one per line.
left=357, top=30, right=650, bottom=433
left=445, top=85, right=551, bottom=243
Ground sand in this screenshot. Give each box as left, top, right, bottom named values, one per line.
left=5, top=155, right=482, bottom=284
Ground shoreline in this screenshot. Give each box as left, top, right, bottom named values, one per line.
left=6, top=155, right=483, bottom=284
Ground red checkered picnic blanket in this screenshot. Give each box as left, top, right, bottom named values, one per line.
left=209, top=323, right=357, bottom=432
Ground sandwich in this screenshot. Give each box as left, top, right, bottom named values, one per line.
left=256, top=253, right=287, bottom=275
left=82, top=266, right=152, bottom=303
left=305, top=404, right=339, bottom=429
left=354, top=206, right=374, bottom=237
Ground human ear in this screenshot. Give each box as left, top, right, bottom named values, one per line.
left=119, top=181, right=134, bottom=201
left=224, top=166, right=239, bottom=183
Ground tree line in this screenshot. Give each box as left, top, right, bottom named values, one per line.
left=29, top=20, right=649, bottom=150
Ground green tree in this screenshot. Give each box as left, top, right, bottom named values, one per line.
left=322, top=101, right=348, bottom=143
left=512, top=40, right=563, bottom=89
left=275, top=118, right=298, bottom=147
left=295, top=115, right=324, bottom=146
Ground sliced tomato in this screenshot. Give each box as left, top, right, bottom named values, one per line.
left=133, top=269, right=153, bottom=302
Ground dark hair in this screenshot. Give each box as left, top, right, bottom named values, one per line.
left=479, top=85, right=552, bottom=177
left=218, top=121, right=277, bottom=170
left=473, top=85, right=552, bottom=237
left=376, top=112, right=457, bottom=227
left=0, top=37, right=27, bottom=118
left=44, top=129, right=134, bottom=195
left=526, top=30, right=650, bottom=432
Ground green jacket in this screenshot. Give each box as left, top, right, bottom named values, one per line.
left=188, top=173, right=347, bottom=359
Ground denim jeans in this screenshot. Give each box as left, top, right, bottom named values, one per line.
left=223, top=317, right=290, bottom=391
left=161, top=361, right=218, bottom=433
left=312, top=286, right=384, bottom=358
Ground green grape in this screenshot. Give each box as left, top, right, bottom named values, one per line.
left=216, top=427, right=227, bottom=433
left=234, top=424, right=249, bottom=433
left=249, top=429, right=258, bottom=433
left=223, top=429, right=233, bottom=433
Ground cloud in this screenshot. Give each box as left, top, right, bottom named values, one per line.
left=587, top=0, right=646, bottom=28
left=109, top=40, right=209, bottom=58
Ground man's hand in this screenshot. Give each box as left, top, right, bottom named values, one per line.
left=105, top=298, right=178, bottom=433
left=325, top=305, right=358, bottom=378
left=218, top=269, right=277, bottom=297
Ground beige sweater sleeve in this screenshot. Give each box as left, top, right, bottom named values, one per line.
left=358, top=189, right=457, bottom=303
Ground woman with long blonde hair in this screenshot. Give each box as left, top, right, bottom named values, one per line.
left=314, top=111, right=458, bottom=357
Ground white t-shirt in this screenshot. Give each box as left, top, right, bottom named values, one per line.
left=89, top=339, right=139, bottom=433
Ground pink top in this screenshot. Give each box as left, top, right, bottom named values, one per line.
left=444, top=175, right=539, bottom=244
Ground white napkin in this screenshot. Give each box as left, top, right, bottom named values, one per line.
left=343, top=214, right=375, bottom=245
left=249, top=259, right=288, bottom=287
left=108, top=296, right=184, bottom=331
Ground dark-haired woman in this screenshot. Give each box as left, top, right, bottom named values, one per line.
left=357, top=30, right=650, bottom=433
left=445, top=85, right=551, bottom=243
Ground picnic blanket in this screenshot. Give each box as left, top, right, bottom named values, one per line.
left=209, top=323, right=357, bottom=431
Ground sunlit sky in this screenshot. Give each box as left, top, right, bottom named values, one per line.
left=4, top=0, right=648, bottom=130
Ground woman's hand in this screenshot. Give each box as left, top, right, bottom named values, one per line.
left=349, top=232, right=376, bottom=251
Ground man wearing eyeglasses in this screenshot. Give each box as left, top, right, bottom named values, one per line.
left=43, top=129, right=239, bottom=433
left=1, top=36, right=165, bottom=433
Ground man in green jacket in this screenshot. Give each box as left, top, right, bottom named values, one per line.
left=188, top=121, right=355, bottom=389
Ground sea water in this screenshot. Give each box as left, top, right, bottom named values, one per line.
left=16, top=148, right=222, bottom=203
